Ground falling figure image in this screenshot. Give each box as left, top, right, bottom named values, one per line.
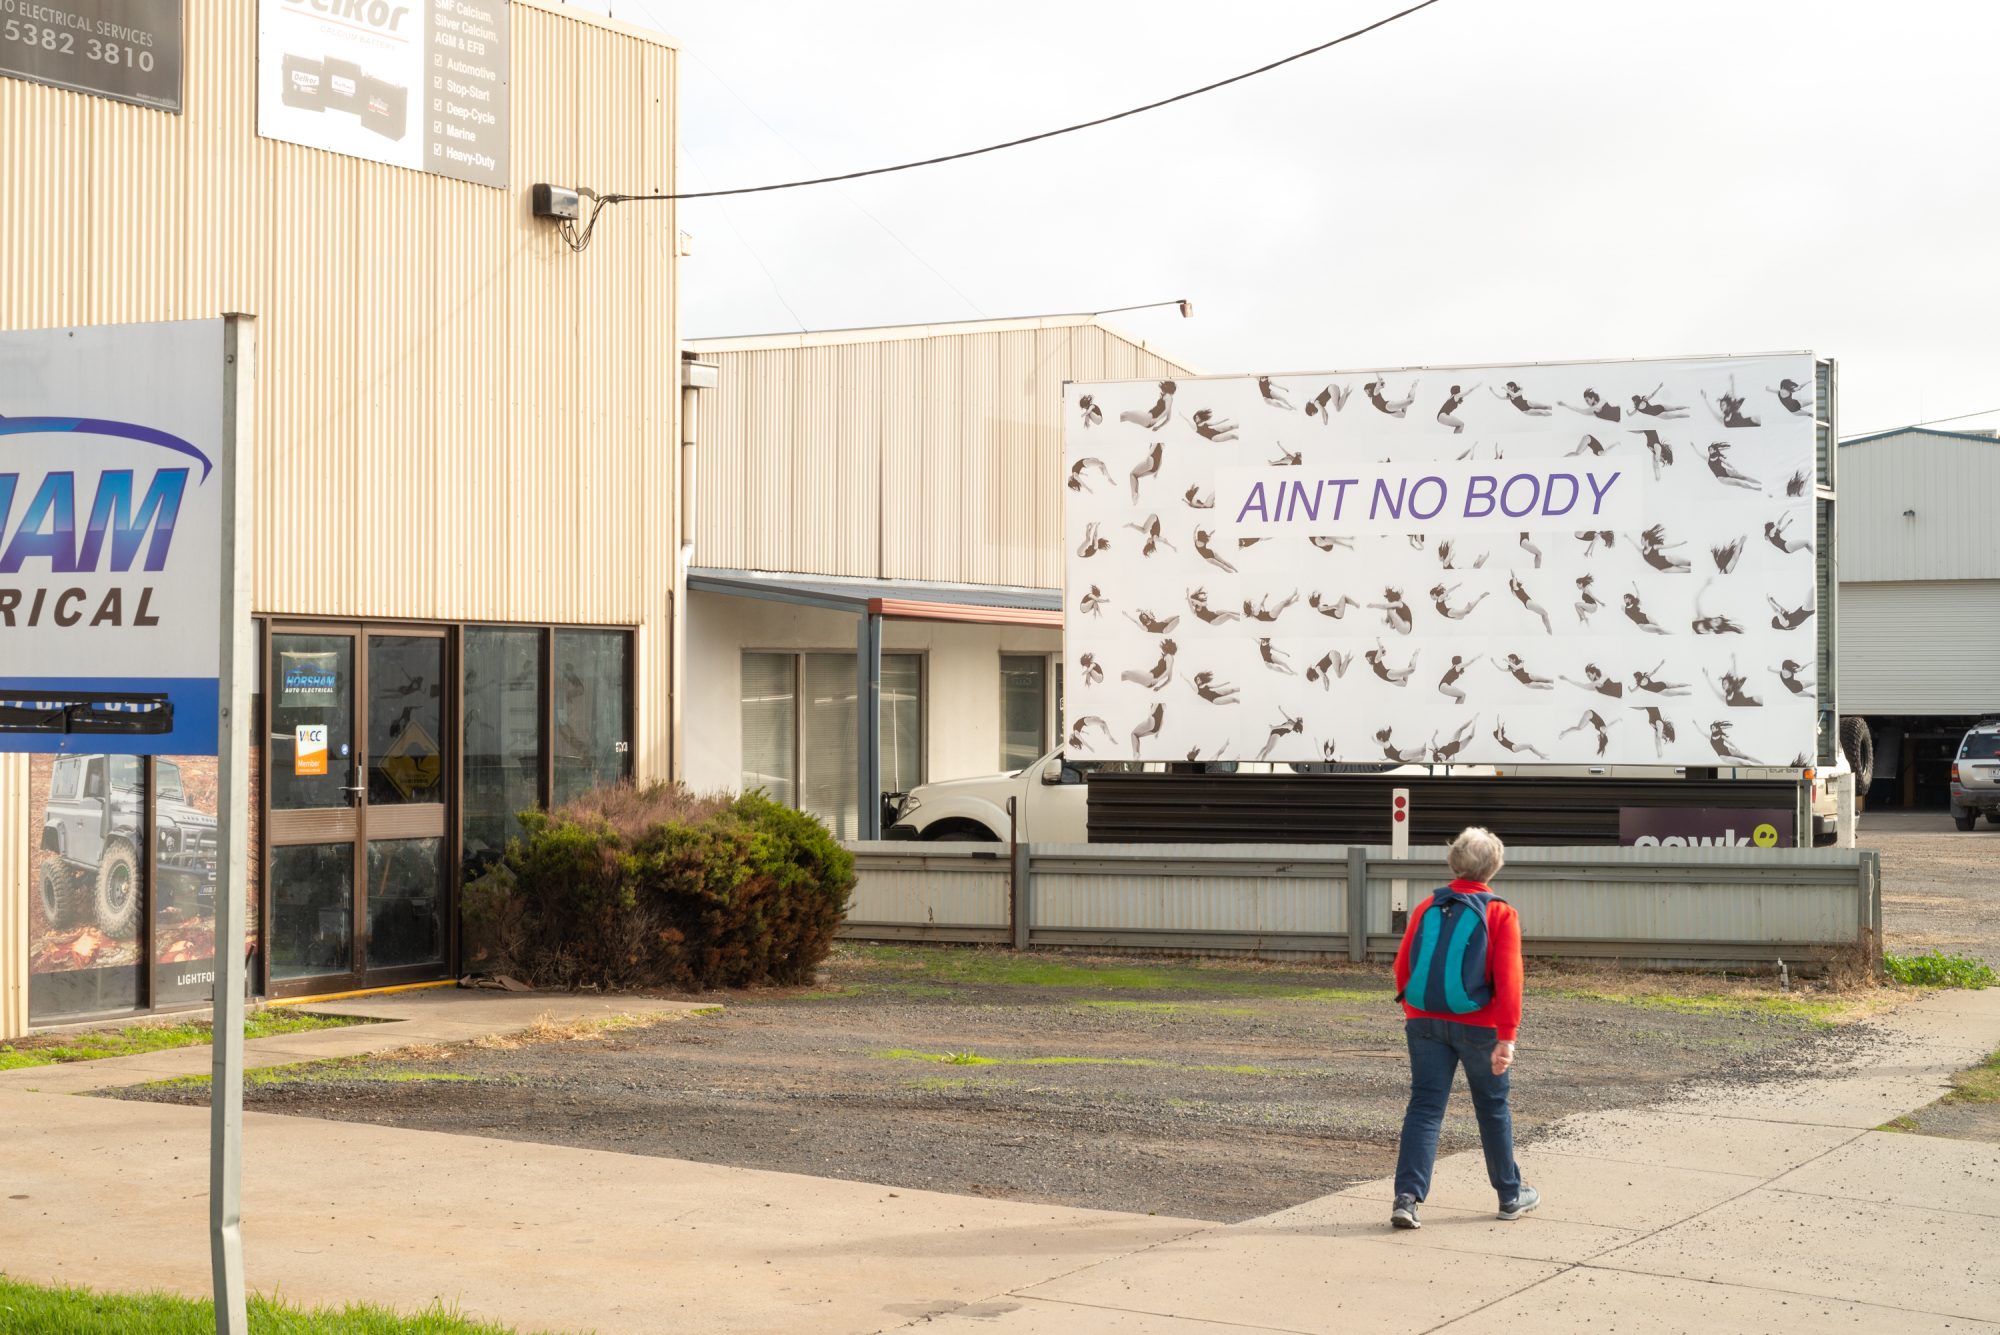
left=1077, top=653, right=1105, bottom=687
left=1077, top=394, right=1104, bottom=429
left=1705, top=655, right=1763, bottom=708
left=1258, top=376, right=1296, bottom=410
left=1067, top=457, right=1113, bottom=493
left=1692, top=578, right=1745, bottom=635
left=1183, top=483, right=1215, bottom=509
left=1639, top=523, right=1691, bottom=573
left=1763, top=514, right=1809, bottom=555
left=1193, top=529, right=1238, bottom=573
left=1560, top=389, right=1622, bottom=422
left=1365, top=378, right=1419, bottom=417
left=1268, top=446, right=1303, bottom=467
left=1130, top=703, right=1165, bottom=758
left=1125, top=512, right=1177, bottom=557
left=1631, top=660, right=1692, bottom=696
left=1435, top=539, right=1487, bottom=570
left=1708, top=720, right=1758, bottom=763
left=1189, top=671, right=1241, bottom=705
left=1310, top=591, right=1361, bottom=619
left=1126, top=607, right=1180, bottom=634
left=1304, top=383, right=1352, bottom=421
left=1374, top=726, right=1428, bottom=763
left=1310, top=535, right=1355, bottom=553
left=1258, top=707, right=1305, bottom=761
left=1077, top=522, right=1109, bottom=558
left=1767, top=595, right=1812, bottom=631
left=1320, top=739, right=1342, bottom=762
left=1436, top=382, right=1480, bottom=432
left=1519, top=532, right=1544, bottom=568
left=1120, top=639, right=1178, bottom=692
left=1496, top=655, right=1552, bottom=695
left=1306, top=650, right=1354, bottom=687
left=1574, top=573, right=1604, bottom=624
left=1078, top=584, right=1108, bottom=616
left=1561, top=708, right=1617, bottom=758
left=1509, top=572, right=1554, bottom=635
left=1575, top=530, right=1615, bottom=556
left=1628, top=428, right=1675, bottom=480
left=1120, top=380, right=1175, bottom=430
left=1129, top=441, right=1164, bottom=502
left=1191, top=408, right=1239, bottom=442
left=1769, top=378, right=1811, bottom=417
left=1438, top=655, right=1472, bottom=704
left=1561, top=663, right=1626, bottom=699
left=1366, top=643, right=1421, bottom=686
left=1491, top=381, right=1552, bottom=416
left=1187, top=587, right=1241, bottom=625
left=1492, top=717, right=1548, bottom=759
left=1431, top=582, right=1489, bottom=620
left=1244, top=590, right=1300, bottom=623
left=1706, top=441, right=1762, bottom=491
left=1786, top=469, right=1808, bottom=498
left=1567, top=433, right=1610, bottom=458
left=1068, top=715, right=1113, bottom=750
left=1258, top=638, right=1297, bottom=676
left=1710, top=535, right=1746, bottom=575
left=1622, top=588, right=1671, bottom=636
left=1630, top=384, right=1690, bottom=419
left=1431, top=716, right=1480, bottom=762
left=1633, top=706, right=1677, bottom=757
left=1369, top=587, right=1415, bottom=636
left=1702, top=374, right=1761, bottom=429
left=1772, top=659, right=1814, bottom=696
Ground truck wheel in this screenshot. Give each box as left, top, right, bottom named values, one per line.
left=1954, top=812, right=1978, bottom=832
left=38, top=862, right=89, bottom=930
left=93, top=843, right=142, bottom=938
left=930, top=827, right=998, bottom=843
left=1839, top=717, right=1874, bottom=792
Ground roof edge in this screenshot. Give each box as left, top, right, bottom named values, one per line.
left=685, top=312, right=1102, bottom=353
left=513, top=0, right=678, bottom=49
left=1840, top=425, right=2000, bottom=448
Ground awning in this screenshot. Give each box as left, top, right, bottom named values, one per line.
left=687, top=567, right=1060, bottom=628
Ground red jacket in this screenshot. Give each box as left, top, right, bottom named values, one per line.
left=1392, top=879, right=1523, bottom=1041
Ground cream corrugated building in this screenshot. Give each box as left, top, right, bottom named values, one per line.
left=1, top=2, right=679, bottom=1035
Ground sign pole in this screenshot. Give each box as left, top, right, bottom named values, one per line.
left=210, top=316, right=256, bottom=1335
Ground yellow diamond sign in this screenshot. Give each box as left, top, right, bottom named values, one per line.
left=379, top=721, right=442, bottom=801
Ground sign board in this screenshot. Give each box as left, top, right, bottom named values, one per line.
left=256, top=0, right=509, bottom=188
left=1619, top=806, right=1794, bottom=849
left=378, top=720, right=440, bottom=799
left=1064, top=354, right=1820, bottom=767
left=294, top=724, right=328, bottom=776
left=279, top=651, right=340, bottom=706
left=1, top=320, right=229, bottom=756
left=0, top=0, right=183, bottom=112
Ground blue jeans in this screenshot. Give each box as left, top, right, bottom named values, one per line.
left=1393, top=1017, right=1521, bottom=1204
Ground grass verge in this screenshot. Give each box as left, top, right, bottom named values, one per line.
left=0, top=1276, right=569, bottom=1334
left=1877, top=1046, right=2000, bottom=1134
left=1883, top=951, right=1997, bottom=989
left=0, top=1011, right=368, bottom=1073
left=876, top=1048, right=1309, bottom=1077
left=133, top=1056, right=488, bottom=1095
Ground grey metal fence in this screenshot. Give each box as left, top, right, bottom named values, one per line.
left=841, top=841, right=1882, bottom=970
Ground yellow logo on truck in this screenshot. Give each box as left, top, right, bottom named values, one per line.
left=1752, top=823, right=1779, bottom=848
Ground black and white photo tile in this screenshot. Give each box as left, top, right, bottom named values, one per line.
left=1064, top=356, right=1819, bottom=766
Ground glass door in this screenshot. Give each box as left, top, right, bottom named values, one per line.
left=266, top=625, right=452, bottom=997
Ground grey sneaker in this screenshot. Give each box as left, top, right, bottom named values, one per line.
left=1391, top=1194, right=1421, bottom=1230
left=1497, top=1185, right=1540, bottom=1221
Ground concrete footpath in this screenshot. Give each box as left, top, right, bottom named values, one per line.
left=1, top=988, right=1995, bottom=1334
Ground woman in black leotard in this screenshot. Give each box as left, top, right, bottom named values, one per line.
left=1492, top=717, right=1548, bottom=759
left=1119, top=380, right=1176, bottom=430
left=1078, top=395, right=1103, bottom=428
left=1703, top=375, right=1761, bottom=429
left=1364, top=379, right=1418, bottom=418
left=1431, top=582, right=1488, bottom=620
left=1310, top=591, right=1359, bottom=619
left=1766, top=595, right=1812, bottom=630
left=1560, top=664, right=1625, bottom=700
left=1631, top=661, right=1691, bottom=696
left=1305, top=650, right=1353, bottom=687
left=1436, top=382, right=1480, bottom=433
left=1622, top=589, right=1671, bottom=636
left=1374, top=726, right=1427, bottom=764
left=1509, top=573, right=1553, bottom=634
left=1369, top=588, right=1415, bottom=636
left=1560, top=390, right=1622, bottom=422
left=1767, top=378, right=1811, bottom=417
left=1191, top=409, right=1238, bottom=442
left=1567, top=434, right=1609, bottom=458
left=1561, top=708, right=1615, bottom=758
left=1492, top=653, right=1553, bottom=690
left=1431, top=716, right=1479, bottom=762
left=1628, top=428, right=1675, bottom=480
left=1438, top=655, right=1471, bottom=704
left=1187, top=587, right=1241, bottom=625
left=1630, top=384, right=1690, bottom=419
left=1763, top=515, right=1808, bottom=555
left=1365, top=644, right=1421, bottom=686
left=1077, top=652, right=1104, bottom=687
left=1490, top=381, right=1552, bottom=416
left=1772, top=659, right=1814, bottom=696
left=1304, top=383, right=1351, bottom=421
left=1705, top=655, right=1763, bottom=708
left=1574, top=573, right=1603, bottom=624
left=1639, top=523, right=1691, bottom=574
left=1258, top=377, right=1295, bottom=410
left=1705, top=442, right=1761, bottom=491
left=1691, top=578, right=1744, bottom=634
left=1632, top=705, right=1677, bottom=757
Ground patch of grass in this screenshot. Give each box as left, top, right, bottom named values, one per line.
left=1074, top=1000, right=1260, bottom=1017
left=874, top=1048, right=1294, bottom=1077
left=910, top=1075, right=1024, bottom=1092
left=846, top=945, right=1386, bottom=1001
left=134, top=1057, right=488, bottom=1094
left=1536, top=987, right=1856, bottom=1027
left=1884, top=951, right=1997, bottom=990
left=470, top=1010, right=693, bottom=1051
left=0, top=1275, right=568, bottom=1333
left=0, top=1010, right=367, bottom=1072
left=1944, top=1047, right=2000, bottom=1105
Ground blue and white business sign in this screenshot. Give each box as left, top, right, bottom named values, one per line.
left=0, top=320, right=228, bottom=755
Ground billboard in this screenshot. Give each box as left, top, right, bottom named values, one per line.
left=0, top=0, right=183, bottom=112
left=256, top=0, right=509, bottom=189
left=0, top=319, right=228, bottom=756
left=1063, top=355, right=1820, bottom=768
left=1619, top=806, right=1794, bottom=849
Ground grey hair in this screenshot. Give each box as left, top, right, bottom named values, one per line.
left=1446, top=826, right=1505, bottom=883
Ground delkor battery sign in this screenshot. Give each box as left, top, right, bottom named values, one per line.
left=0, top=320, right=227, bottom=755
left=1063, top=354, right=1821, bottom=768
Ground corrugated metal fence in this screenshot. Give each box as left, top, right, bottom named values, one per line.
left=841, top=842, right=1882, bottom=970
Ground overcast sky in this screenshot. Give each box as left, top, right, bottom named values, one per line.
left=565, top=0, right=1997, bottom=437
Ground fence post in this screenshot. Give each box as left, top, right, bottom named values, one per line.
left=1347, top=844, right=1369, bottom=963
left=1866, top=848, right=1884, bottom=976
left=1012, top=842, right=1032, bottom=951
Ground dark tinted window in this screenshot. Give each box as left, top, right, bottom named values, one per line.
left=1961, top=733, right=2000, bottom=761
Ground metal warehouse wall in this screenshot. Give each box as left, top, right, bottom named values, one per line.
left=1837, top=580, right=2000, bottom=715
left=1838, top=431, right=2000, bottom=582
left=686, top=318, right=1194, bottom=590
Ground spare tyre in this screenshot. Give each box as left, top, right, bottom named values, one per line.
left=1839, top=716, right=1875, bottom=792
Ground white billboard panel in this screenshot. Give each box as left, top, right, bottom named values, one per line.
left=1064, top=355, right=1819, bottom=768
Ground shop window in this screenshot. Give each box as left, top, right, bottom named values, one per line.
left=29, top=754, right=148, bottom=1021
left=463, top=627, right=544, bottom=879
left=880, top=656, right=924, bottom=794
left=552, top=629, right=632, bottom=806
left=741, top=652, right=798, bottom=807
left=1000, top=655, right=1050, bottom=770
left=741, top=651, right=924, bottom=838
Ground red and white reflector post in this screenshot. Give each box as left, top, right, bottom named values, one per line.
left=1390, top=788, right=1410, bottom=917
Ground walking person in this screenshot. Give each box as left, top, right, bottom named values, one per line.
left=1391, top=828, right=1538, bottom=1229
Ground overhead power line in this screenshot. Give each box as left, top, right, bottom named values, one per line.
left=1845, top=404, right=2000, bottom=438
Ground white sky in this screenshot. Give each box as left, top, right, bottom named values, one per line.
left=565, top=0, right=1999, bottom=438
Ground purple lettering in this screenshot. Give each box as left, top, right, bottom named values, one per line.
left=1326, top=478, right=1357, bottom=520
left=1408, top=475, right=1448, bottom=521
left=1235, top=481, right=1272, bottom=524
left=1499, top=473, right=1542, bottom=518
left=1541, top=473, right=1580, bottom=517
left=1463, top=474, right=1498, bottom=519
left=1287, top=480, right=1324, bottom=523
left=1370, top=477, right=1409, bottom=520
left=1586, top=470, right=1622, bottom=513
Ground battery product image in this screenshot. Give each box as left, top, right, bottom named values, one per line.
left=359, top=77, right=408, bottom=141
left=322, top=56, right=362, bottom=113
left=280, top=55, right=325, bottom=111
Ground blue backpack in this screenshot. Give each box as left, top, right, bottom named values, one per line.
left=1400, top=887, right=1502, bottom=1015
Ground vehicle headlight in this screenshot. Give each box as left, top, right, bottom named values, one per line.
left=163, top=828, right=180, bottom=853
left=897, top=795, right=920, bottom=817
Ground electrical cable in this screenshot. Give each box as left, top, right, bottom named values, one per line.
left=1845, top=404, right=2000, bottom=438
left=559, top=0, right=1445, bottom=248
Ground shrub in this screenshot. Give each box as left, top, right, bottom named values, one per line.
left=463, top=785, right=854, bottom=992
left=1883, top=950, right=1997, bottom=990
